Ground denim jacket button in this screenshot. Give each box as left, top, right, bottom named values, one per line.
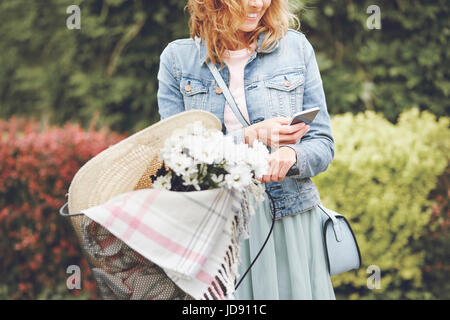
left=284, top=80, right=291, bottom=87
left=185, top=84, right=192, bottom=92
left=215, top=87, right=223, bottom=94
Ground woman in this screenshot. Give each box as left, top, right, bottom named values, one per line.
left=157, top=0, right=335, bottom=300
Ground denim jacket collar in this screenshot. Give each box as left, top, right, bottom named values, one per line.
left=195, top=32, right=279, bottom=66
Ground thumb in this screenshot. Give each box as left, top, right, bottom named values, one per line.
left=275, top=117, right=291, bottom=125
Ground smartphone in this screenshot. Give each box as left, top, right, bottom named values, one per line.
left=289, top=107, right=320, bottom=125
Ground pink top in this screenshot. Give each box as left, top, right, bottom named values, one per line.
left=223, top=46, right=255, bottom=133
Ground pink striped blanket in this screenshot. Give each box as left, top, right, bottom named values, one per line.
left=80, top=187, right=248, bottom=300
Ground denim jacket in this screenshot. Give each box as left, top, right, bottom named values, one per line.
left=157, top=29, right=335, bottom=220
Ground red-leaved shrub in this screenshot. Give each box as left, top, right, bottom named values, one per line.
left=420, top=165, right=450, bottom=299
left=0, top=116, right=125, bottom=299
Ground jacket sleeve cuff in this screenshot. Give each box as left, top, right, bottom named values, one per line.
left=282, top=144, right=306, bottom=178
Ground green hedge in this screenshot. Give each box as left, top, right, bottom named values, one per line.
left=300, top=0, right=449, bottom=122
left=1, top=1, right=447, bottom=133
left=312, top=108, right=449, bottom=299
left=0, top=0, right=190, bottom=133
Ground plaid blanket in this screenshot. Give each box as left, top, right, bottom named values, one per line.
left=81, top=220, right=193, bottom=299
left=81, top=187, right=250, bottom=300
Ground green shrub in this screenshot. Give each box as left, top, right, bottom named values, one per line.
left=299, top=0, right=449, bottom=122
left=0, top=0, right=190, bottom=133
left=312, top=108, right=449, bottom=299
left=1, top=1, right=447, bottom=133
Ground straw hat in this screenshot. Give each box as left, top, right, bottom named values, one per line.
left=67, top=110, right=222, bottom=263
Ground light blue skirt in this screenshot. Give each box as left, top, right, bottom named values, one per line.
left=234, top=192, right=336, bottom=300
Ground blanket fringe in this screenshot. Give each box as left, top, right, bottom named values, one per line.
left=200, top=184, right=265, bottom=300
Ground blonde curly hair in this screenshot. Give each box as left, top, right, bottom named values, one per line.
left=187, top=0, right=299, bottom=67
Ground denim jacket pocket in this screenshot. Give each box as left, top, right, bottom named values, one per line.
left=180, top=77, right=209, bottom=111
left=264, top=72, right=305, bottom=117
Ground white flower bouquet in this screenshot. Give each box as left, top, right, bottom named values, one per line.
left=150, top=120, right=269, bottom=200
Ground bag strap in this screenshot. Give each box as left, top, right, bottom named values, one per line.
left=206, top=60, right=250, bottom=128
left=318, top=204, right=344, bottom=242
left=235, top=189, right=275, bottom=290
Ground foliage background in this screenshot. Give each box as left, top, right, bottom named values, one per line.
left=0, top=0, right=448, bottom=132
left=0, top=0, right=448, bottom=299
left=312, top=109, right=449, bottom=299
left=301, top=0, right=449, bottom=122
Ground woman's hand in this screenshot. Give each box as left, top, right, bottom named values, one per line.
left=244, top=117, right=310, bottom=149
left=256, top=146, right=297, bottom=183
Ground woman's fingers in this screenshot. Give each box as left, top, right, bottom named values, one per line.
left=273, top=117, right=292, bottom=125
left=269, top=159, right=281, bottom=182
left=278, top=159, right=292, bottom=181
left=274, top=148, right=296, bottom=181
left=260, top=157, right=275, bottom=183
left=279, top=125, right=310, bottom=144
left=253, top=118, right=310, bottom=149
left=278, top=121, right=306, bottom=134
left=260, top=156, right=276, bottom=183
left=260, top=148, right=297, bottom=183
